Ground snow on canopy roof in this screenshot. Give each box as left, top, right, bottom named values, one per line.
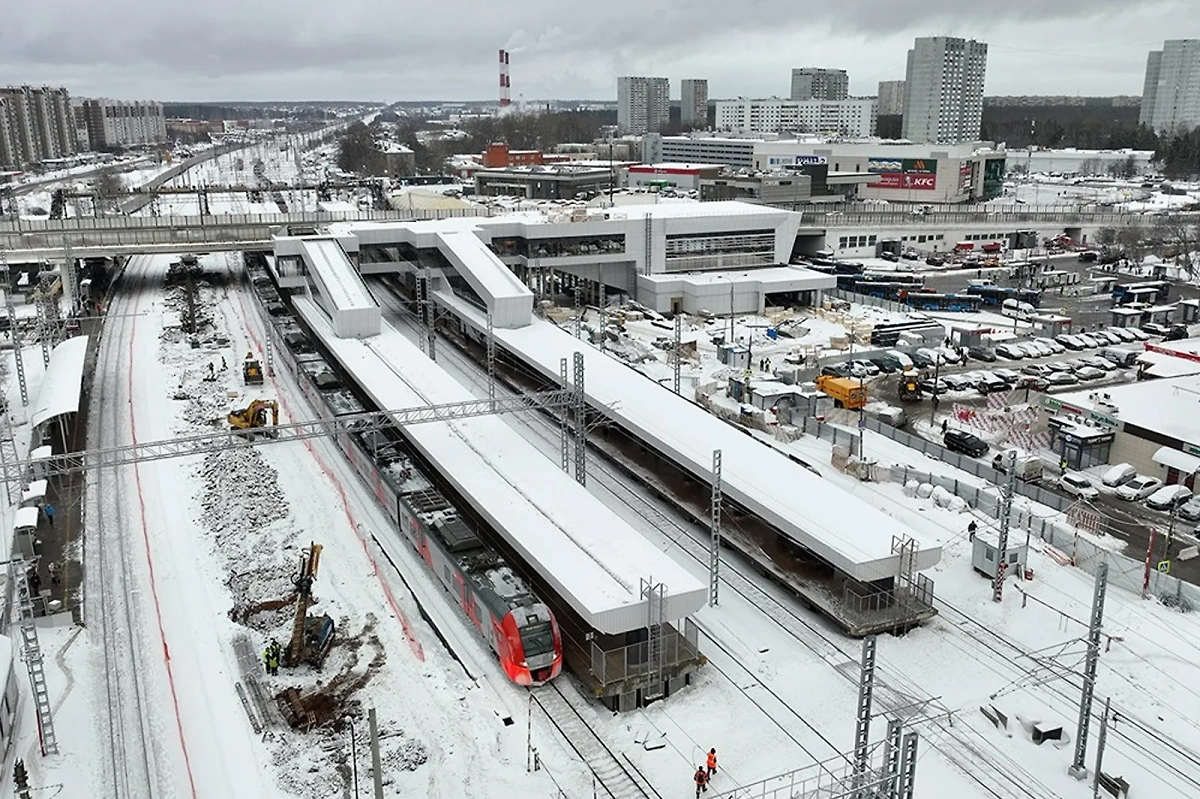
left=434, top=293, right=941, bottom=583
left=31, top=336, right=88, bottom=429
left=13, top=506, right=38, bottom=530
left=294, top=299, right=706, bottom=633
left=300, top=239, right=376, bottom=311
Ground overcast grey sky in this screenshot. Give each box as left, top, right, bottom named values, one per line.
left=0, top=1, right=1189, bottom=102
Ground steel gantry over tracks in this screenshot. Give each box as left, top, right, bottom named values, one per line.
left=0, top=390, right=574, bottom=482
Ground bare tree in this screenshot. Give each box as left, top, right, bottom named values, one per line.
left=1152, top=213, right=1200, bottom=279
left=93, top=169, right=127, bottom=213
left=1116, top=222, right=1147, bottom=265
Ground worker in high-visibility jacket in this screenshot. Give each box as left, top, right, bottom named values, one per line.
left=706, top=748, right=718, bottom=776
left=694, top=766, right=709, bottom=797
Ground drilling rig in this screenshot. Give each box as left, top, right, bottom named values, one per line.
left=284, top=543, right=335, bottom=669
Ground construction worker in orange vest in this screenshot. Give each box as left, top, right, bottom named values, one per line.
left=706, top=748, right=718, bottom=777
left=694, top=765, right=709, bottom=797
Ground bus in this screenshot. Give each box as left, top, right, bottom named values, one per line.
left=905, top=293, right=983, bottom=312
left=965, top=285, right=1043, bottom=308
left=1112, top=281, right=1169, bottom=305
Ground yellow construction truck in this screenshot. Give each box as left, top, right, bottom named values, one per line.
left=815, top=374, right=867, bottom=410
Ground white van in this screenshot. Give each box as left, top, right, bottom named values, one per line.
left=1001, top=299, right=1035, bottom=319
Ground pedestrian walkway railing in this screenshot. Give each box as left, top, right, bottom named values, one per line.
left=589, top=618, right=701, bottom=688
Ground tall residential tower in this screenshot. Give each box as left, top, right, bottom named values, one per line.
left=617, top=76, right=670, bottom=134
left=680, top=79, right=708, bottom=129
left=790, top=68, right=849, bottom=101
left=901, top=37, right=988, bottom=144
left=0, top=85, right=78, bottom=168
left=1140, top=39, right=1200, bottom=134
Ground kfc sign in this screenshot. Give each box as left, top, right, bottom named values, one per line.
left=867, top=173, right=937, bottom=191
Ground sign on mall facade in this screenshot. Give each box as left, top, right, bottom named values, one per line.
left=866, top=157, right=938, bottom=191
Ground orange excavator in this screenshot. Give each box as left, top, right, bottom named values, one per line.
left=227, top=399, right=279, bottom=438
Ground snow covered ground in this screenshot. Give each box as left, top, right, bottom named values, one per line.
left=3, top=253, right=1197, bottom=798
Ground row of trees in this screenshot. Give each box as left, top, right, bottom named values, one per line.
left=1155, top=127, right=1200, bottom=179
left=1097, top=214, right=1200, bottom=279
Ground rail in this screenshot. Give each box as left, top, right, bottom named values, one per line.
left=531, top=683, right=659, bottom=799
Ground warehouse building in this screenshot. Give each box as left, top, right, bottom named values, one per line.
left=475, top=164, right=616, bottom=200
left=625, top=163, right=723, bottom=191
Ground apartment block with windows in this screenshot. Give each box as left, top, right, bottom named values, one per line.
left=617, top=76, right=670, bottom=135
left=1140, top=39, right=1200, bottom=134
left=790, top=68, right=849, bottom=101
left=0, top=85, right=78, bottom=168
left=680, top=79, right=708, bottom=129
left=901, top=37, right=988, bottom=144
left=76, top=98, right=167, bottom=150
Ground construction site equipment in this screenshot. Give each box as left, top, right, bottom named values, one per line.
left=243, top=352, right=264, bottom=385
left=285, top=543, right=334, bottom=670
left=227, top=399, right=279, bottom=438
left=898, top=369, right=923, bottom=402
left=815, top=374, right=868, bottom=410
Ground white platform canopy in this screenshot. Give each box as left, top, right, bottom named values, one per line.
left=435, top=291, right=942, bottom=583
left=295, top=298, right=706, bottom=633
left=299, top=238, right=380, bottom=338
left=30, top=336, right=88, bottom=429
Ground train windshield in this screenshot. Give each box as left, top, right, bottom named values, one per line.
left=521, top=622, right=556, bottom=658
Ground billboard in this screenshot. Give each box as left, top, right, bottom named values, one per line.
left=866, top=157, right=939, bottom=190
left=767, top=155, right=828, bottom=167
left=867, top=173, right=937, bottom=190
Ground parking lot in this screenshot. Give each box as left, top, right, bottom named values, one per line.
left=835, top=329, right=1200, bottom=581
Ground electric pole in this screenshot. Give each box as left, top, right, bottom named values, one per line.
left=993, top=450, right=1018, bottom=602
left=1069, top=561, right=1108, bottom=780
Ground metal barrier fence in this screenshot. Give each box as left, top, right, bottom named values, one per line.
left=806, top=417, right=1073, bottom=514
left=803, top=206, right=1175, bottom=228
left=588, top=618, right=700, bottom=688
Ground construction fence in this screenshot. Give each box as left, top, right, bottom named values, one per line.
left=805, top=419, right=1200, bottom=610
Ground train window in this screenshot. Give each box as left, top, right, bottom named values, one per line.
left=521, top=622, right=556, bottom=657
left=444, top=565, right=452, bottom=584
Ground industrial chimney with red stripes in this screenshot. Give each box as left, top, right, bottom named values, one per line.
left=499, top=49, right=511, bottom=108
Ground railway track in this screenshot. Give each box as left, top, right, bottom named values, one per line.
left=91, top=254, right=162, bottom=797
left=531, top=682, right=660, bottom=799
left=369, top=281, right=1146, bottom=798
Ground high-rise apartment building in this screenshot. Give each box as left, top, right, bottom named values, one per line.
left=681, top=79, right=708, bottom=129
left=1140, top=39, right=1200, bottom=134
left=0, top=85, right=78, bottom=168
left=617, top=76, right=670, bottom=135
left=901, top=37, right=988, bottom=144
left=790, top=68, right=849, bottom=101
left=715, top=98, right=876, bottom=137
left=877, top=80, right=906, bottom=116
left=76, top=98, right=167, bottom=150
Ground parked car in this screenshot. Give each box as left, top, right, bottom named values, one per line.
left=821, top=363, right=852, bottom=378
left=1142, top=322, right=1173, bottom=337
left=1106, top=327, right=1138, bottom=343
left=1095, top=331, right=1124, bottom=346
left=1056, top=334, right=1085, bottom=350
left=1125, top=327, right=1150, bottom=341
left=1045, top=371, right=1079, bottom=387
left=944, top=429, right=989, bottom=457
left=1117, top=475, right=1163, bottom=501
left=849, top=359, right=881, bottom=377
left=938, top=346, right=963, bottom=364
left=1035, top=337, right=1066, bottom=354
left=869, top=357, right=898, bottom=374
left=973, top=372, right=1010, bottom=394
left=920, top=378, right=948, bottom=395
left=967, top=346, right=997, bottom=362
left=885, top=350, right=914, bottom=369
left=926, top=255, right=946, bottom=266
left=1178, top=496, right=1200, bottom=521
left=1146, top=484, right=1193, bottom=511
left=1081, top=356, right=1118, bottom=371
left=1075, top=366, right=1107, bottom=381
left=1062, top=358, right=1089, bottom=371
left=1101, top=463, right=1137, bottom=488
left=1021, top=363, right=1053, bottom=377
left=992, top=368, right=1021, bottom=383
left=942, top=374, right=974, bottom=392
left=1027, top=341, right=1054, bottom=357
left=995, top=344, right=1025, bottom=360
left=1076, top=333, right=1102, bottom=348
left=908, top=349, right=936, bottom=368
left=1044, top=361, right=1073, bottom=373
left=1059, top=473, right=1100, bottom=501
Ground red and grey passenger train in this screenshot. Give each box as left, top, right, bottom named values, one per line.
left=244, top=260, right=563, bottom=685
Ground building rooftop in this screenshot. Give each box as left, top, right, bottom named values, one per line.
left=1052, top=374, right=1200, bottom=445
